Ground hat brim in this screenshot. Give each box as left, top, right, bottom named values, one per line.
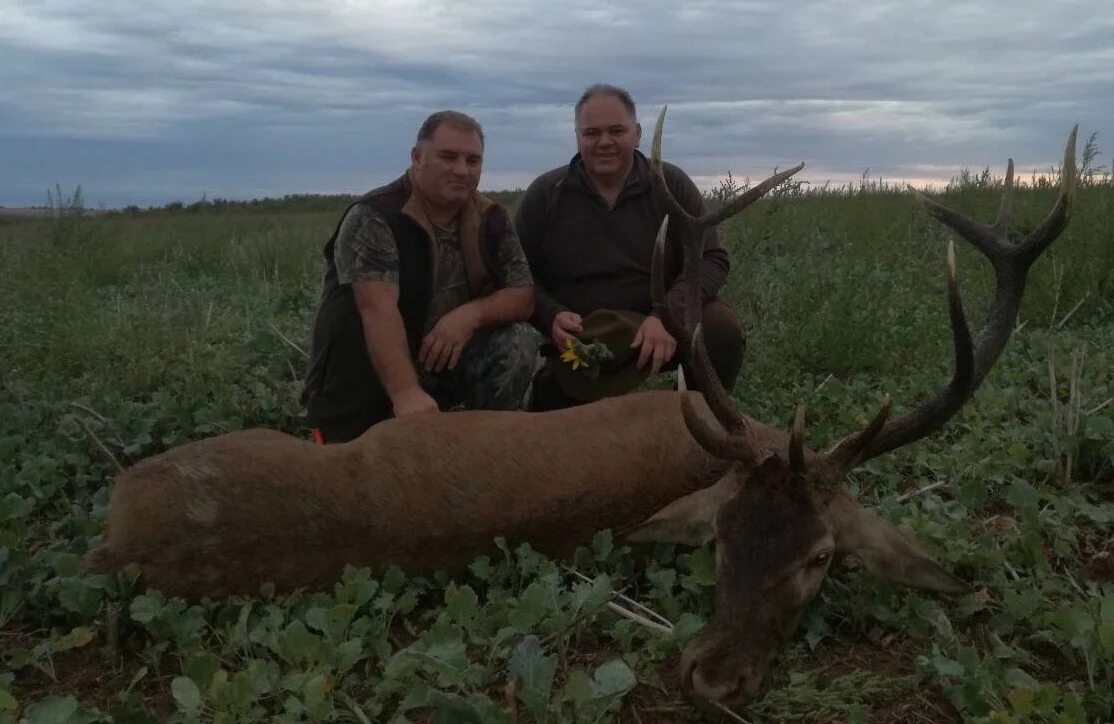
left=547, top=309, right=654, bottom=402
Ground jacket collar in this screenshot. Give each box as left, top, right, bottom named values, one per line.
left=563, top=149, right=653, bottom=201
left=397, top=168, right=495, bottom=243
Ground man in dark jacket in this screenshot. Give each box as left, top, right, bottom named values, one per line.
left=302, top=110, right=538, bottom=443
left=514, top=84, right=746, bottom=411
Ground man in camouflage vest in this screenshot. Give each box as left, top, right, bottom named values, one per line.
left=301, top=110, right=540, bottom=443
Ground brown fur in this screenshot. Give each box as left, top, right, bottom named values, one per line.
left=83, top=391, right=733, bottom=599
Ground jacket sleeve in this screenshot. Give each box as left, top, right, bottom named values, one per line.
left=514, top=175, right=569, bottom=337
left=659, top=165, right=730, bottom=317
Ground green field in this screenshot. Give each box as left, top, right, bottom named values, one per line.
left=1, top=153, right=1112, bottom=723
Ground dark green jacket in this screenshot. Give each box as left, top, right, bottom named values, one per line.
left=513, top=150, right=730, bottom=335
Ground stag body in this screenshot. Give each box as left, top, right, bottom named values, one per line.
left=85, top=390, right=744, bottom=599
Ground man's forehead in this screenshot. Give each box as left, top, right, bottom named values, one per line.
left=579, top=118, right=633, bottom=130
left=578, top=97, right=635, bottom=127
left=426, top=125, right=483, bottom=150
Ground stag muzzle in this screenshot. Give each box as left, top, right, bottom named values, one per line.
left=679, top=631, right=765, bottom=713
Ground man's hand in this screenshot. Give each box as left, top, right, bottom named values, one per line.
left=391, top=386, right=440, bottom=417
left=551, top=311, right=583, bottom=348
left=631, top=315, right=677, bottom=376
left=419, top=304, right=481, bottom=373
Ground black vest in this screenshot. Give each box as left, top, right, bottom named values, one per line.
left=301, top=174, right=509, bottom=424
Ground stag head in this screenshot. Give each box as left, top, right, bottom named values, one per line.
left=628, top=106, right=1079, bottom=711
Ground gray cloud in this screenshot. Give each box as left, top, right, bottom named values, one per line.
left=1, top=0, right=1110, bottom=207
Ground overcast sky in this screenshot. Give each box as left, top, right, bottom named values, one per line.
left=2, top=0, right=1111, bottom=208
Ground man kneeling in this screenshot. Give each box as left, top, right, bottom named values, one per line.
left=301, top=110, right=538, bottom=443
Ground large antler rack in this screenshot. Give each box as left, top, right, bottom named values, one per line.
left=823, top=125, right=1081, bottom=469
left=649, top=106, right=1080, bottom=474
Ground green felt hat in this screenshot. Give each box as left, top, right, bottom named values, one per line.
left=548, top=309, right=655, bottom=402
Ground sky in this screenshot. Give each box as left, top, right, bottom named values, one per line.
left=2, top=0, right=1112, bottom=209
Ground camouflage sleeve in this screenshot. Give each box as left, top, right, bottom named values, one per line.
left=333, top=203, right=399, bottom=285
left=491, top=220, right=535, bottom=288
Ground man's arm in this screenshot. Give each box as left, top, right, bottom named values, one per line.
left=660, top=164, right=731, bottom=314
left=513, top=175, right=570, bottom=335
left=352, top=281, right=424, bottom=399
left=335, top=204, right=424, bottom=402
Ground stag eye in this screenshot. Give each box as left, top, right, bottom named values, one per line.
left=810, top=551, right=833, bottom=567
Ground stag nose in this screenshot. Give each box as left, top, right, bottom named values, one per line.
left=689, top=664, right=741, bottom=702
left=681, top=648, right=761, bottom=714
left=681, top=650, right=742, bottom=703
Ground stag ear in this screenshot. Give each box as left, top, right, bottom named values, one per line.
left=622, top=475, right=737, bottom=547
left=828, top=495, right=971, bottom=594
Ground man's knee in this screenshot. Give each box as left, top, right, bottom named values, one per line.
left=478, top=322, right=545, bottom=370
left=693, top=300, right=746, bottom=388
left=461, top=322, right=544, bottom=410
left=700, top=300, right=746, bottom=352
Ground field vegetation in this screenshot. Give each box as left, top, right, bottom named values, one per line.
left=1, top=139, right=1112, bottom=723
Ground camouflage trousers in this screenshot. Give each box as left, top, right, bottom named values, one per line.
left=420, top=322, right=546, bottom=413
left=311, top=322, right=544, bottom=444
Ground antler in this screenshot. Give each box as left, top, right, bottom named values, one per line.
left=650, top=106, right=805, bottom=338
left=648, top=105, right=805, bottom=462
left=821, top=124, right=1081, bottom=469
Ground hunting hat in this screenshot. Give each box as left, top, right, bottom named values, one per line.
left=548, top=309, right=655, bottom=402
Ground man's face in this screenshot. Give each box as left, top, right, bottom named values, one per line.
left=575, top=94, right=642, bottom=182
left=411, top=124, right=484, bottom=209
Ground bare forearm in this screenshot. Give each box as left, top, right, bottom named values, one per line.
left=464, top=285, right=535, bottom=330
left=359, top=308, right=421, bottom=399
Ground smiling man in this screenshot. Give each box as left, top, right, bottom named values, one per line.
left=302, top=110, right=538, bottom=443
left=515, top=84, right=746, bottom=411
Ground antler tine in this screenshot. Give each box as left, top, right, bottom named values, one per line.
left=789, top=405, right=807, bottom=477
left=822, top=393, right=893, bottom=471
left=992, top=158, right=1015, bottom=235
left=1017, top=124, right=1079, bottom=268
left=650, top=215, right=687, bottom=344
left=840, top=126, right=1079, bottom=467
left=691, top=323, right=749, bottom=433
left=649, top=106, right=806, bottom=230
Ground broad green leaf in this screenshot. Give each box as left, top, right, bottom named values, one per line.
left=1003, top=667, right=1039, bottom=691
left=171, top=676, right=202, bottom=711
left=1006, top=479, right=1040, bottom=514
left=591, top=658, right=636, bottom=698
left=23, top=695, right=78, bottom=724
left=52, top=554, right=82, bottom=578
left=507, top=635, right=556, bottom=720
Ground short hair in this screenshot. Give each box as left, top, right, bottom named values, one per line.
left=574, top=84, right=638, bottom=125
left=415, top=110, right=485, bottom=147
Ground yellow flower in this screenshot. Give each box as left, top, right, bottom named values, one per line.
left=560, top=338, right=588, bottom=370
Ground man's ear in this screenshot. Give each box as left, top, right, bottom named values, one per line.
left=621, top=475, right=736, bottom=547
left=829, top=495, right=971, bottom=594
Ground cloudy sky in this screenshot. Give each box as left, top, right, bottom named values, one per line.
left=2, top=0, right=1111, bottom=208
